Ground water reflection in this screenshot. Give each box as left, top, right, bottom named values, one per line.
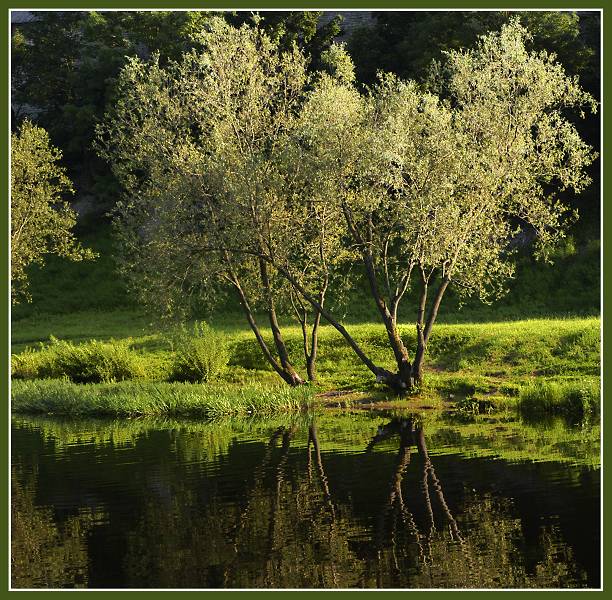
left=11, top=466, right=102, bottom=588
left=11, top=414, right=599, bottom=589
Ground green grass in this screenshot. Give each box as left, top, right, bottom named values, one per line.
left=11, top=313, right=600, bottom=398
left=12, top=337, right=151, bottom=383
left=11, top=379, right=315, bottom=418
left=11, top=223, right=134, bottom=321
left=168, top=321, right=229, bottom=383
left=518, top=379, right=600, bottom=421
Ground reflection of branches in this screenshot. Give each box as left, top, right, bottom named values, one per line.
left=370, top=418, right=425, bottom=584
left=229, top=425, right=286, bottom=552
left=366, top=416, right=405, bottom=452
left=264, top=426, right=296, bottom=585
left=369, top=419, right=475, bottom=584
left=308, top=424, right=335, bottom=519
left=415, top=426, right=476, bottom=585
left=225, top=421, right=346, bottom=587
left=308, top=422, right=340, bottom=587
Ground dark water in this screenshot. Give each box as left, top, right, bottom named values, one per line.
left=11, top=411, right=600, bottom=589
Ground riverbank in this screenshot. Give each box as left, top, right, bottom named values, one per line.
left=11, top=311, right=600, bottom=419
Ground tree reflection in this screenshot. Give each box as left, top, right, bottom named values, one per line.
left=117, top=417, right=589, bottom=588
left=10, top=416, right=590, bottom=588
left=364, top=417, right=589, bottom=588
left=11, top=467, right=100, bottom=588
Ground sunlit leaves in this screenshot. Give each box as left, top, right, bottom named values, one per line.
left=11, top=121, right=96, bottom=304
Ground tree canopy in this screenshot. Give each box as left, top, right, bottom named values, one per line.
left=12, top=10, right=342, bottom=213
left=98, top=18, right=345, bottom=385
left=295, top=20, right=596, bottom=389
left=348, top=11, right=598, bottom=90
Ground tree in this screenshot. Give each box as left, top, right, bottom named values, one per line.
left=101, top=20, right=595, bottom=392
left=275, top=20, right=596, bottom=391
left=347, top=11, right=600, bottom=229
left=98, top=18, right=342, bottom=385
left=228, top=11, right=342, bottom=71
left=11, top=121, right=96, bottom=304
left=12, top=10, right=342, bottom=214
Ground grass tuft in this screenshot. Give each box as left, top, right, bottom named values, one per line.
left=518, top=379, right=600, bottom=421
left=11, top=379, right=315, bottom=418
left=11, top=337, right=147, bottom=383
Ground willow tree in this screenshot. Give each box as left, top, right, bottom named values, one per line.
left=98, top=18, right=341, bottom=385
left=274, top=20, right=596, bottom=391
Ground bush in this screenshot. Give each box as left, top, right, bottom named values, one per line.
left=12, top=337, right=145, bottom=383
left=518, top=379, right=600, bottom=421
left=169, top=321, right=228, bottom=383
left=11, top=347, right=44, bottom=380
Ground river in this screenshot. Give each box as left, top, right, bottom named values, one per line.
left=11, top=409, right=600, bottom=589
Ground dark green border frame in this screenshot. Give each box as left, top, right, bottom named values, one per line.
left=2, top=2, right=606, bottom=597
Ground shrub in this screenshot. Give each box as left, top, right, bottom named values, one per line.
left=169, top=322, right=228, bottom=383
left=12, top=337, right=145, bottom=383
left=11, top=347, right=46, bottom=380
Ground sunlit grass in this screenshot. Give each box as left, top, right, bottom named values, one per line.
left=11, top=312, right=600, bottom=398
left=518, top=379, right=600, bottom=421
left=11, top=379, right=315, bottom=418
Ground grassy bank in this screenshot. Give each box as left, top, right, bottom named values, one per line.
left=518, top=379, right=600, bottom=421
left=12, top=312, right=600, bottom=388
left=11, top=379, right=314, bottom=418
left=10, top=312, right=600, bottom=418
left=10, top=217, right=599, bottom=417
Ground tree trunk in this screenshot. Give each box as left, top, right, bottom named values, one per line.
left=270, top=259, right=412, bottom=393
left=306, top=303, right=324, bottom=382
left=259, top=258, right=305, bottom=386
left=229, top=267, right=304, bottom=387
left=412, top=276, right=450, bottom=386
left=359, top=229, right=413, bottom=391
left=295, top=285, right=326, bottom=383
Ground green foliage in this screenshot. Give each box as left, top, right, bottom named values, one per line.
left=12, top=337, right=146, bottom=383
left=347, top=12, right=600, bottom=232
left=11, top=11, right=221, bottom=206
left=11, top=314, right=599, bottom=409
left=10, top=120, right=96, bottom=303
left=10, top=348, right=44, bottom=381
left=99, top=18, right=596, bottom=388
left=451, top=396, right=496, bottom=423
left=518, top=380, right=600, bottom=421
left=11, top=379, right=314, bottom=418
left=169, top=321, right=229, bottom=383
left=11, top=231, right=600, bottom=326
left=12, top=11, right=341, bottom=212
left=228, top=11, right=342, bottom=70
left=98, top=17, right=314, bottom=318
left=319, top=42, right=356, bottom=84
